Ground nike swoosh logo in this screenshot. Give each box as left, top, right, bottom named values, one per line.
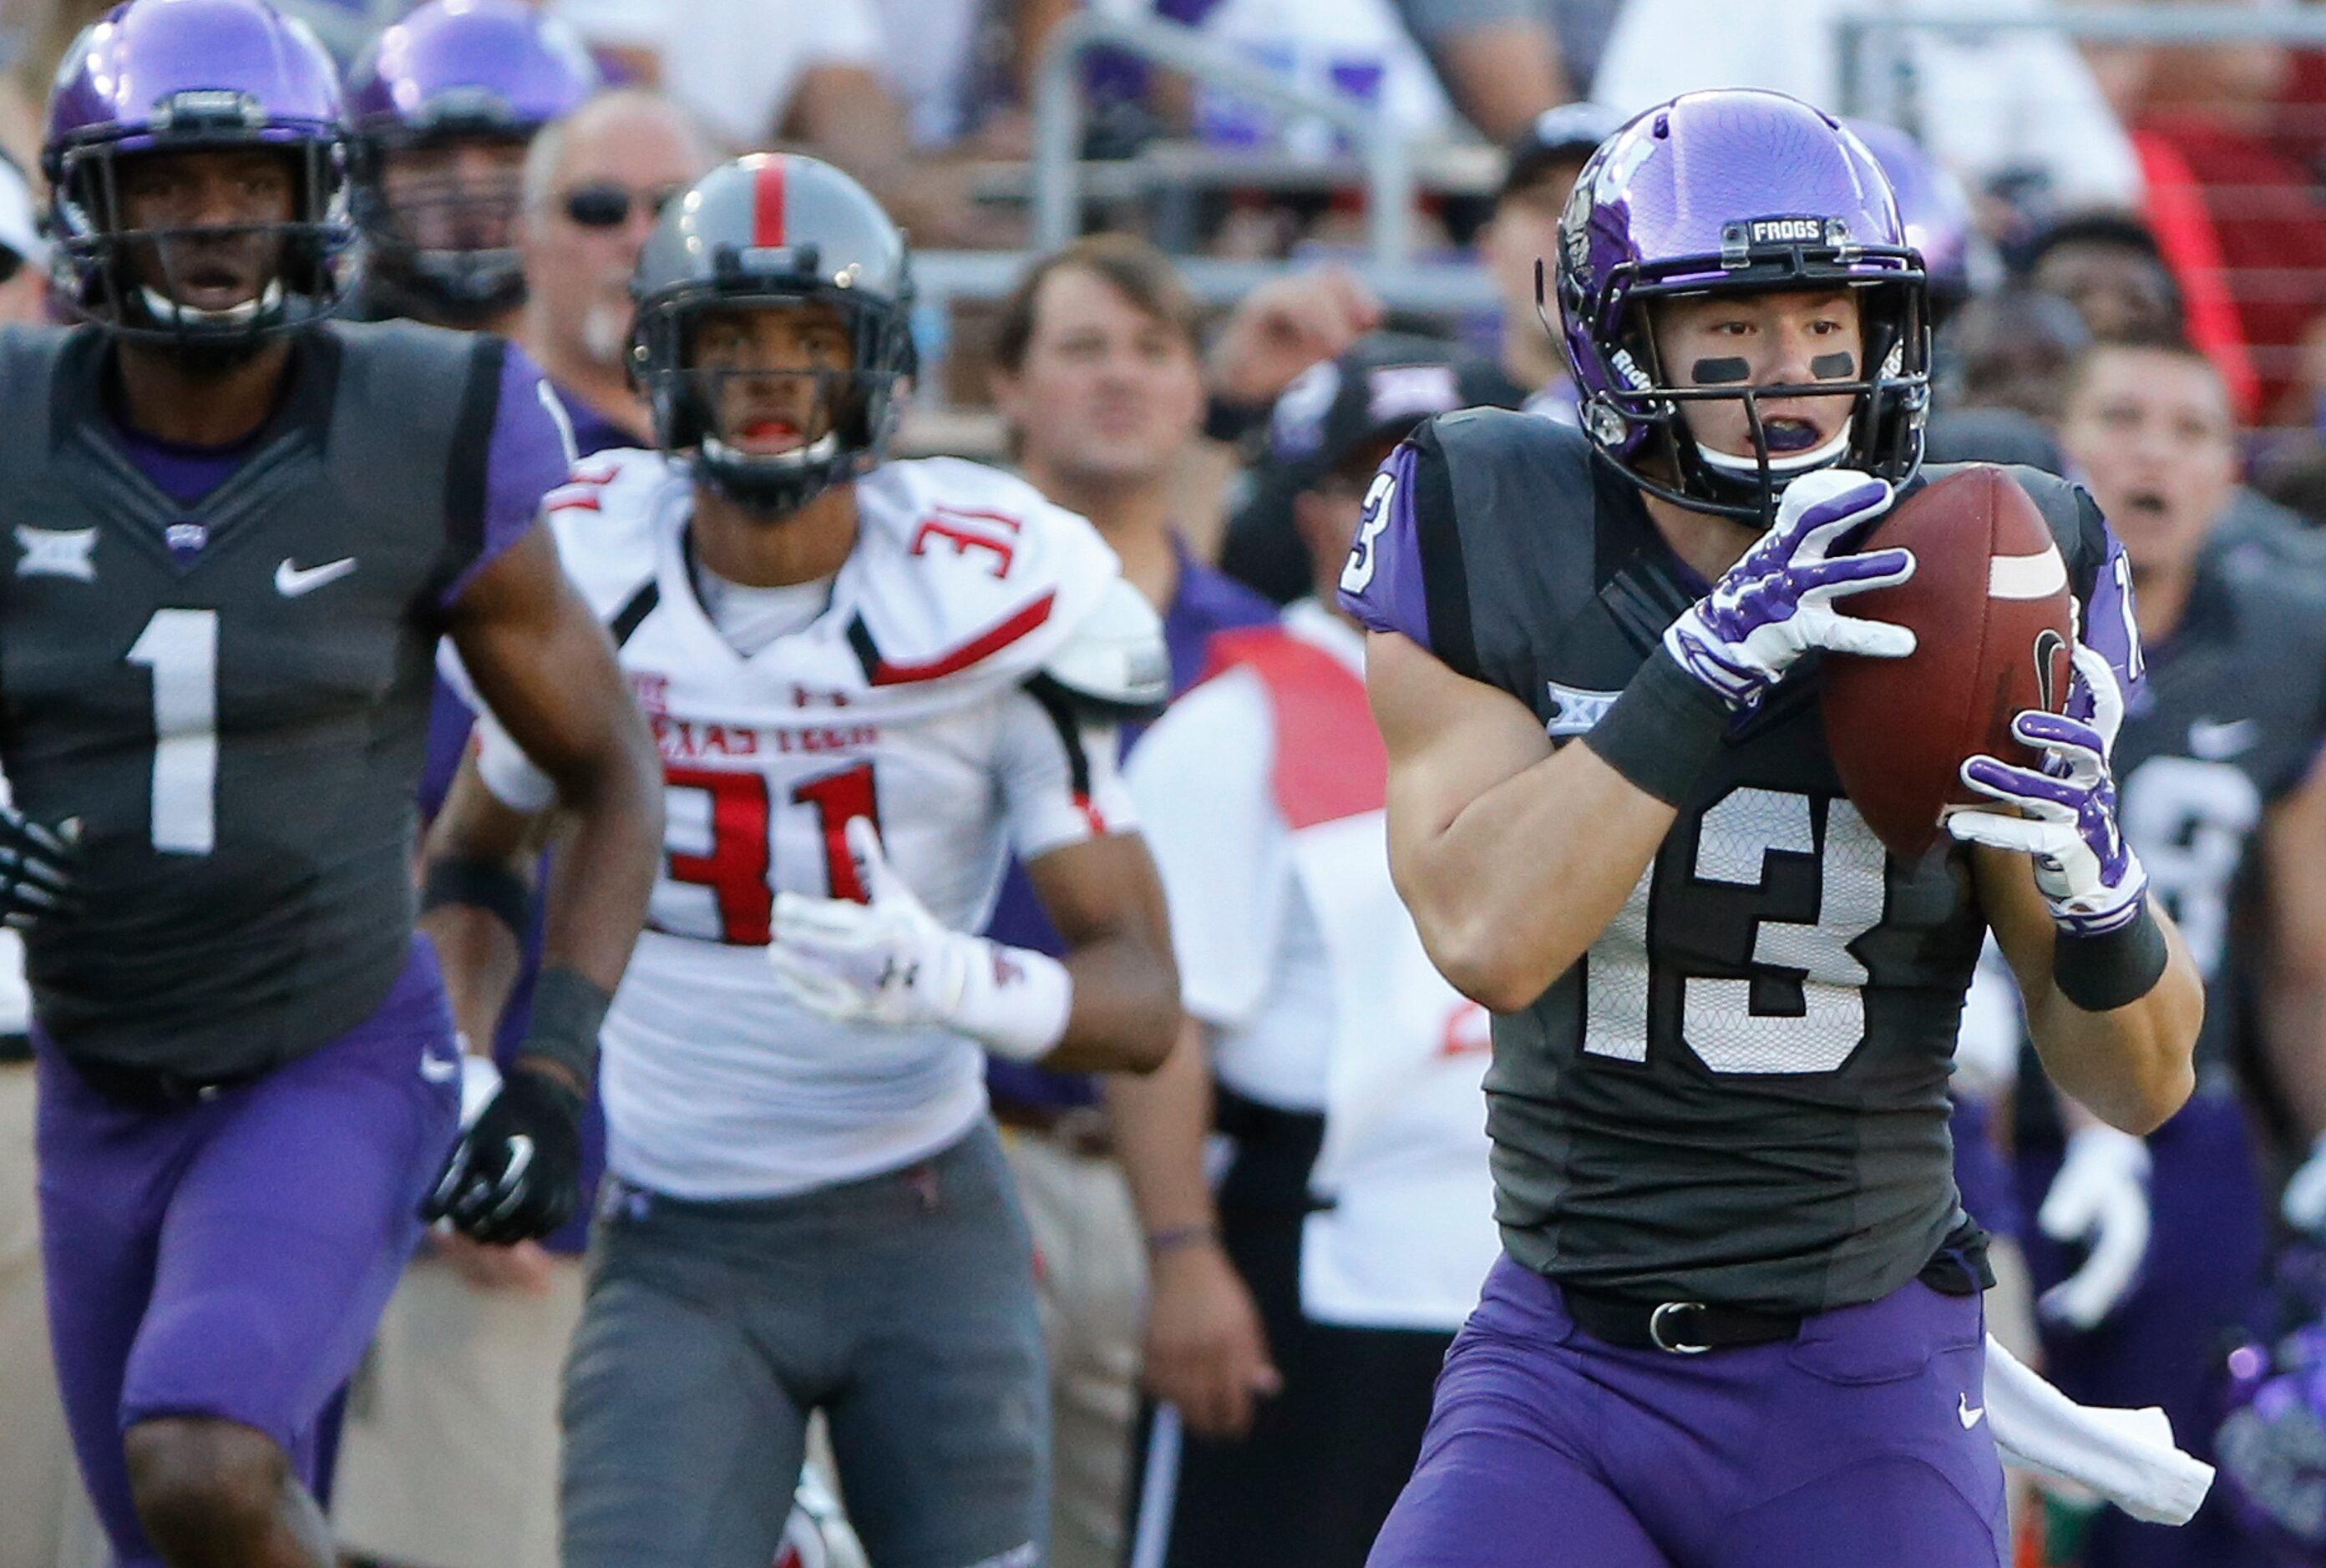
left=275, top=556, right=357, bottom=597
left=419, top=1052, right=461, bottom=1084
left=2187, top=716, right=2260, bottom=761
left=1959, top=1393, right=1986, bottom=1430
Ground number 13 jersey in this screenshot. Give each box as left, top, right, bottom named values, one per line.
left=470, top=449, right=1138, bottom=1200
left=1342, top=411, right=2139, bottom=1315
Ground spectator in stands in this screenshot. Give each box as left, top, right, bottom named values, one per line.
left=1221, top=333, right=1524, bottom=603
left=981, top=232, right=1282, bottom=1568
left=2026, top=212, right=2186, bottom=346
left=0, top=148, right=107, bottom=1568
left=1591, top=0, right=2142, bottom=213
left=1116, top=333, right=1508, bottom=1568
left=1946, top=287, right=2095, bottom=430
left=1476, top=100, right=1622, bottom=421
left=516, top=89, right=718, bottom=449
left=2096, top=19, right=2326, bottom=427
left=547, top=0, right=1014, bottom=244
left=1387, top=0, right=1575, bottom=142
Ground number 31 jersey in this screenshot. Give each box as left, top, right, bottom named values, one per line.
left=469, top=449, right=1138, bottom=1200
left=1341, top=411, right=2137, bottom=1315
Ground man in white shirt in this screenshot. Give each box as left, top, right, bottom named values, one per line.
left=1115, top=336, right=1506, bottom=1568
left=1592, top=0, right=2142, bottom=210
left=427, top=153, right=1178, bottom=1568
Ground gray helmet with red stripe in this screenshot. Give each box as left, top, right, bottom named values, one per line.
left=629, top=153, right=915, bottom=513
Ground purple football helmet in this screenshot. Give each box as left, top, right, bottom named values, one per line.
left=43, top=0, right=353, bottom=346
left=347, top=0, right=599, bottom=325
left=1847, top=119, right=1975, bottom=324
left=1553, top=89, right=1930, bottom=523
left=2217, top=1247, right=2326, bottom=1560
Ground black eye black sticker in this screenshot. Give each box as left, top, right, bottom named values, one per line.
left=1811, top=352, right=1857, bottom=381
left=1690, top=357, right=1751, bottom=385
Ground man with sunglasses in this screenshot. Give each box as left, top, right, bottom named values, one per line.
left=426, top=151, right=1181, bottom=1568
left=514, top=88, right=713, bottom=458
left=3, top=3, right=664, bottom=1565
left=333, top=79, right=720, bottom=1568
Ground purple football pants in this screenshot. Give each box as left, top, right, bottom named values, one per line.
left=35, top=939, right=460, bottom=1567
left=2017, top=1094, right=2271, bottom=1568
left=1368, top=1254, right=2004, bottom=1568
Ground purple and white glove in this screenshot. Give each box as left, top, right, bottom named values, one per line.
left=1948, top=641, right=2148, bottom=936
left=1663, top=469, right=1917, bottom=710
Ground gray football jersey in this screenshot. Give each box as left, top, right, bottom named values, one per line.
left=0, top=321, right=562, bottom=1079
left=1343, top=411, right=2131, bottom=1313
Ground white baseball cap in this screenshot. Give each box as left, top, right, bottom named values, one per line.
left=0, top=154, right=45, bottom=272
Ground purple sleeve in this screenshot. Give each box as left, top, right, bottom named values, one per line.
left=2080, top=528, right=2147, bottom=708
left=1337, top=440, right=1434, bottom=649
left=439, top=344, right=578, bottom=609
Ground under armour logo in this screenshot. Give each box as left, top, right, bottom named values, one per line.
left=15, top=526, right=95, bottom=582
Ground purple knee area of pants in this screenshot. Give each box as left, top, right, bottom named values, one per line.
left=1369, top=1255, right=2004, bottom=1568
left=35, top=938, right=460, bottom=1562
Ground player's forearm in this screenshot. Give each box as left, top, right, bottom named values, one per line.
left=421, top=903, right=525, bottom=1051
left=2025, top=905, right=2202, bottom=1135
left=536, top=741, right=662, bottom=1000
left=1104, top=1016, right=1221, bottom=1240
left=1042, top=924, right=1181, bottom=1075
left=1397, top=741, right=1674, bottom=1013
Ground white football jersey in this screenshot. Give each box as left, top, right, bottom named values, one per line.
left=469, top=450, right=1137, bottom=1199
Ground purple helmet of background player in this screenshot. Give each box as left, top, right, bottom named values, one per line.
left=2216, top=1248, right=2326, bottom=1560
left=347, top=0, right=599, bottom=326
left=1554, top=88, right=1930, bottom=524
left=1847, top=119, right=1976, bottom=326
left=43, top=0, right=353, bottom=346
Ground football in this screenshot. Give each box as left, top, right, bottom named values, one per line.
left=1821, top=467, right=2076, bottom=860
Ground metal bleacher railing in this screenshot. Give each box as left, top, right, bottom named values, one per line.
left=905, top=11, right=1500, bottom=445
left=1833, top=3, right=2326, bottom=129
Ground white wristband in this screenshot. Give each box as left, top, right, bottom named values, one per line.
left=949, top=938, right=1073, bottom=1062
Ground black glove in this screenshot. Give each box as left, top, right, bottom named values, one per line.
left=419, top=1064, right=585, bottom=1245
left=0, top=807, right=79, bottom=929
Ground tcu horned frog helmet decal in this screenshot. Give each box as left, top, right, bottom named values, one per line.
left=1553, top=88, right=1930, bottom=523
left=43, top=0, right=357, bottom=344
left=630, top=153, right=917, bottom=514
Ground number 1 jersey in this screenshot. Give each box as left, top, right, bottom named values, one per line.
left=469, top=450, right=1138, bottom=1200
left=1342, top=411, right=2139, bottom=1314
left=0, top=323, right=566, bottom=1079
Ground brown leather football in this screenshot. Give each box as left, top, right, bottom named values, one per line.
left=1821, top=466, right=2075, bottom=860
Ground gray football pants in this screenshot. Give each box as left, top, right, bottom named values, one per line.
left=560, top=1119, right=1047, bottom=1568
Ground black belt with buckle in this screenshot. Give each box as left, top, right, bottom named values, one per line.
left=1561, top=1286, right=1803, bottom=1354
left=0, top=1032, right=29, bottom=1066
left=65, top=1055, right=273, bottom=1109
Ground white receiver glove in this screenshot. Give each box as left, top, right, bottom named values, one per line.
left=769, top=819, right=1073, bottom=1062
left=2037, top=1124, right=2152, bottom=1330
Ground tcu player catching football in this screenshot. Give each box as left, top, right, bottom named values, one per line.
left=424, top=154, right=1179, bottom=1568
left=1342, top=90, right=2204, bottom=1566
